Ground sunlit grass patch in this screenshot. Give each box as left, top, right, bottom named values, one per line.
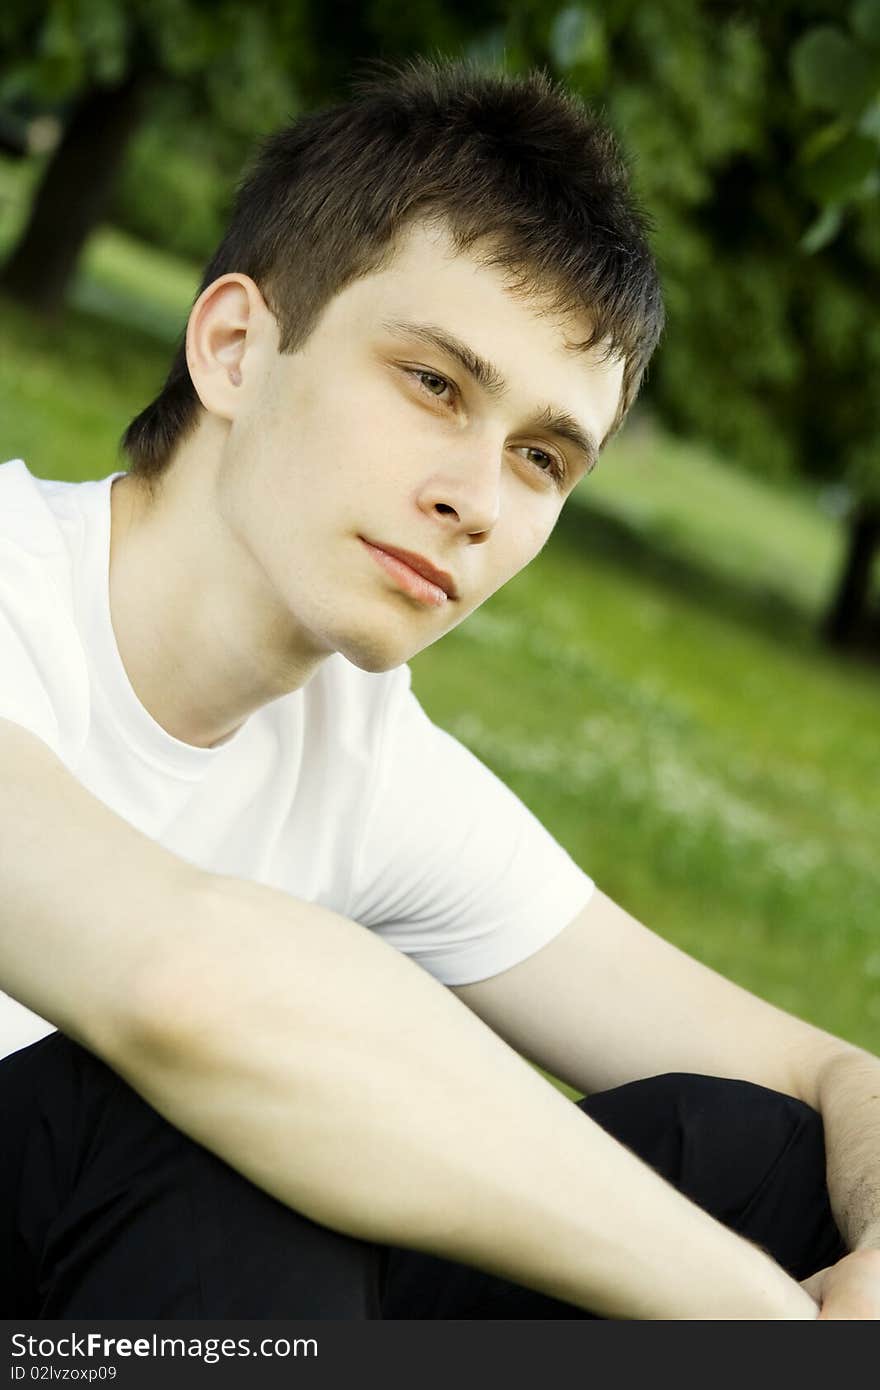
left=411, top=536, right=880, bottom=1053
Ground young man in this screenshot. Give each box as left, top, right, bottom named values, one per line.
left=1, top=60, right=878, bottom=1321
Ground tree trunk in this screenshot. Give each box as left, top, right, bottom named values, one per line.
left=822, top=500, right=880, bottom=648
left=0, top=72, right=151, bottom=315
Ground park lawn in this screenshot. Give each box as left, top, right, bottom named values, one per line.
left=1, top=220, right=878, bottom=1072
left=586, top=421, right=848, bottom=619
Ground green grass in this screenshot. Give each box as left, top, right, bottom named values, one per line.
left=0, top=153, right=197, bottom=478
left=73, top=228, right=199, bottom=343
left=2, top=212, right=878, bottom=1064
left=410, top=543, right=880, bottom=1051
left=586, top=420, right=847, bottom=618
left=0, top=293, right=173, bottom=481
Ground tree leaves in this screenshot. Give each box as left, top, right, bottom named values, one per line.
left=790, top=9, right=880, bottom=248
left=790, top=24, right=877, bottom=116
left=799, top=128, right=878, bottom=203
left=549, top=5, right=608, bottom=85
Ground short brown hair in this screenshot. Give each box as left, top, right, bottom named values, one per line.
left=121, top=58, right=664, bottom=479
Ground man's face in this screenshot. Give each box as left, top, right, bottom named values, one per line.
left=217, top=220, right=624, bottom=672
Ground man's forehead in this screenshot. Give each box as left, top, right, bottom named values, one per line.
left=361, top=219, right=616, bottom=369
left=323, top=220, right=626, bottom=445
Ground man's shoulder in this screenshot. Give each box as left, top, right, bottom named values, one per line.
left=0, top=457, right=47, bottom=526
left=0, top=459, right=80, bottom=556
left=0, top=460, right=86, bottom=609
left=0, top=461, right=92, bottom=757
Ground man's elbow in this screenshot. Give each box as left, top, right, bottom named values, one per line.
left=110, top=872, right=232, bottom=1075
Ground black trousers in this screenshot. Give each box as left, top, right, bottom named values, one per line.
left=0, top=1031, right=846, bottom=1318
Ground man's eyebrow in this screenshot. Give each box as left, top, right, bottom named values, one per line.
left=381, top=318, right=599, bottom=474
left=382, top=318, right=507, bottom=396
left=532, top=406, right=599, bottom=475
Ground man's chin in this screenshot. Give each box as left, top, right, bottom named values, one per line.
left=339, top=643, right=411, bottom=675
left=335, top=625, right=430, bottom=674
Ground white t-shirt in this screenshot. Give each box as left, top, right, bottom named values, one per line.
left=0, top=459, right=594, bottom=1059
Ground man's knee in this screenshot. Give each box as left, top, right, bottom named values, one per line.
left=579, top=1072, right=844, bottom=1278
left=2, top=1031, right=383, bottom=1317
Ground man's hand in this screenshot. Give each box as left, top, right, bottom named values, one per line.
left=801, top=1249, right=880, bottom=1319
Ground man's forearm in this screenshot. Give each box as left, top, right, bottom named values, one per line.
left=0, top=720, right=200, bottom=1044
left=816, top=1048, right=880, bottom=1252
left=105, top=874, right=816, bottom=1320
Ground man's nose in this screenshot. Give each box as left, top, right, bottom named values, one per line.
left=416, top=445, right=502, bottom=539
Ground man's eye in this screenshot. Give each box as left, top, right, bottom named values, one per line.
left=525, top=447, right=553, bottom=470
left=515, top=445, right=565, bottom=481
left=413, top=369, right=453, bottom=400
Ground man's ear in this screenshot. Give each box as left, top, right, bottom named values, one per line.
left=185, top=273, right=274, bottom=420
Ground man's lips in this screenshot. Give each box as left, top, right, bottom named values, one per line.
left=360, top=539, right=458, bottom=606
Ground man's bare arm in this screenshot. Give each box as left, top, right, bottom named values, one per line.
left=453, top=890, right=880, bottom=1302
left=812, top=1049, right=880, bottom=1254
left=0, top=719, right=198, bottom=1047
left=796, top=1050, right=880, bottom=1317
left=0, top=720, right=816, bottom=1319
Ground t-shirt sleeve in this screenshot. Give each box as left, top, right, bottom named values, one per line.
left=347, top=671, right=594, bottom=986
left=0, top=539, right=87, bottom=758
left=0, top=535, right=89, bottom=1058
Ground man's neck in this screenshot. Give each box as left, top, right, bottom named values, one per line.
left=108, top=443, right=327, bottom=750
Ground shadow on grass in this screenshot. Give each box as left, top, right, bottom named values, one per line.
left=1, top=290, right=173, bottom=371
left=553, top=498, right=880, bottom=671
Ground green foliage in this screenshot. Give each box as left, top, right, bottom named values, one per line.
left=3, top=0, right=512, bottom=264
left=514, top=1, right=880, bottom=507
left=799, top=127, right=877, bottom=205
left=790, top=23, right=877, bottom=116
left=1, top=0, right=128, bottom=100
left=1, top=0, right=302, bottom=131
left=549, top=4, right=609, bottom=87
left=107, top=87, right=246, bottom=263
left=790, top=5, right=880, bottom=251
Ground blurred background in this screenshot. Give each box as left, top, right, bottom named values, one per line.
left=1, top=1, right=879, bottom=1062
